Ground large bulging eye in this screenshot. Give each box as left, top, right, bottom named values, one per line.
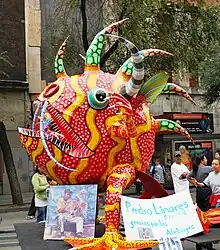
left=88, top=88, right=110, bottom=110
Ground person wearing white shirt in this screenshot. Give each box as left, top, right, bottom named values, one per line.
left=171, top=152, right=190, bottom=193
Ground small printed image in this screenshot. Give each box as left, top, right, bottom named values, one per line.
left=138, top=227, right=154, bottom=240
left=175, top=141, right=213, bottom=170
left=44, top=185, right=98, bottom=240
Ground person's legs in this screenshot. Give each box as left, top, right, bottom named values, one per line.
left=26, top=194, right=36, bottom=219
left=58, top=214, right=65, bottom=233
left=36, top=206, right=47, bottom=222
left=36, top=207, right=43, bottom=222
left=136, top=182, right=142, bottom=195
left=72, top=217, right=83, bottom=233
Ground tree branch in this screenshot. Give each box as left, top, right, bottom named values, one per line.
left=100, top=40, right=119, bottom=68
left=0, top=122, right=23, bottom=204
left=80, top=0, right=89, bottom=52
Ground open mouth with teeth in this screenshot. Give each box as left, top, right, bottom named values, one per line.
left=18, top=101, right=94, bottom=170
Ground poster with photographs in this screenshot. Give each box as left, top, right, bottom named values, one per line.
left=174, top=141, right=213, bottom=171
left=44, top=185, right=98, bottom=240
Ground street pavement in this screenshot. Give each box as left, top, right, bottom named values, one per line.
left=0, top=210, right=206, bottom=250
left=0, top=188, right=220, bottom=249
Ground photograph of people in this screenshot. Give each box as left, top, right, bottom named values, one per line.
left=179, top=145, right=193, bottom=171
left=138, top=227, right=154, bottom=240
left=44, top=185, right=97, bottom=240
left=57, top=189, right=85, bottom=237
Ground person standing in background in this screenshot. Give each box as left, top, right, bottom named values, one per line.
left=190, top=158, right=220, bottom=208
left=150, top=158, right=166, bottom=185
left=134, top=178, right=142, bottom=195
left=187, top=155, right=212, bottom=211
left=171, top=152, right=190, bottom=193
left=25, top=194, right=36, bottom=220
left=26, top=166, right=37, bottom=220
left=32, top=166, right=49, bottom=223
left=215, top=150, right=220, bottom=159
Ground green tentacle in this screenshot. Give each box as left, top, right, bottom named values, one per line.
left=85, top=34, right=104, bottom=66
left=155, top=119, right=194, bottom=143
left=54, top=36, right=69, bottom=78
left=85, top=19, right=128, bottom=68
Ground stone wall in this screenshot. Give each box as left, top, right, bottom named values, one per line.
left=25, top=0, right=42, bottom=94
left=0, top=0, right=26, bottom=81
left=0, top=83, right=32, bottom=195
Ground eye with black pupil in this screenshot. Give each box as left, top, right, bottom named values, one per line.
left=96, top=91, right=107, bottom=102
left=88, top=88, right=110, bottom=110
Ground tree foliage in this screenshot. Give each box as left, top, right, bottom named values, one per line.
left=107, top=0, right=220, bottom=78
left=199, top=46, right=220, bottom=105
left=42, top=0, right=220, bottom=103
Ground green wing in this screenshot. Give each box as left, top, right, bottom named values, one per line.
left=138, top=72, right=168, bottom=103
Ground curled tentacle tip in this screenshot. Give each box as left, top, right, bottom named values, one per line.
left=64, top=35, right=70, bottom=41
left=187, top=97, right=196, bottom=105
left=192, top=100, right=197, bottom=105
left=113, top=18, right=129, bottom=24
left=166, top=51, right=174, bottom=56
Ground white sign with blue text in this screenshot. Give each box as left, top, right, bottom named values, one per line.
left=121, top=190, right=203, bottom=241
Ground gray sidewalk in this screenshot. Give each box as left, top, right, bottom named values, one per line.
left=0, top=192, right=33, bottom=206
left=0, top=192, right=33, bottom=214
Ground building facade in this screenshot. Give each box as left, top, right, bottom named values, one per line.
left=0, top=0, right=42, bottom=195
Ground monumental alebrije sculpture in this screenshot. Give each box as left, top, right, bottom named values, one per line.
left=18, top=19, right=195, bottom=249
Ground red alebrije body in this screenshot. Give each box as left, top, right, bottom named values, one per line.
left=19, top=75, right=156, bottom=188
left=18, top=19, right=195, bottom=249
